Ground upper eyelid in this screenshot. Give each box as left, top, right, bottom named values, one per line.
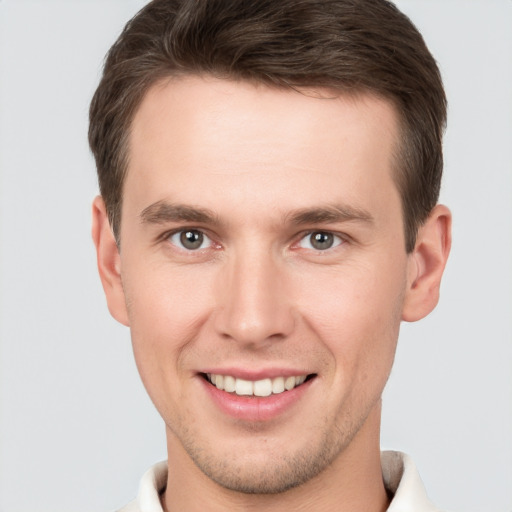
left=169, top=229, right=213, bottom=249
left=294, top=229, right=349, bottom=243
left=158, top=226, right=214, bottom=241
left=157, top=227, right=350, bottom=248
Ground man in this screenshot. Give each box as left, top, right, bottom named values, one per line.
left=89, top=0, right=451, bottom=510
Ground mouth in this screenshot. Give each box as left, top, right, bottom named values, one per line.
left=202, top=373, right=316, bottom=397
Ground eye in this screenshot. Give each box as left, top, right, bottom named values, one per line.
left=298, top=231, right=344, bottom=251
left=169, top=229, right=212, bottom=251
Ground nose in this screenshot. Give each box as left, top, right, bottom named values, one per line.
left=213, top=246, right=295, bottom=348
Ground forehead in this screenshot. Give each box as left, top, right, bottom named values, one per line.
left=125, top=75, right=401, bottom=222
left=130, top=76, right=399, bottom=158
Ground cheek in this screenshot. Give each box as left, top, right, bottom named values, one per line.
left=124, top=257, right=214, bottom=330
left=121, top=267, right=215, bottom=426
left=121, top=262, right=215, bottom=388
left=294, top=258, right=406, bottom=369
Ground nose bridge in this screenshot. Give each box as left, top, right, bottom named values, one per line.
left=214, top=241, right=294, bottom=345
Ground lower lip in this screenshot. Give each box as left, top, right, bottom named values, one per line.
left=201, top=376, right=314, bottom=422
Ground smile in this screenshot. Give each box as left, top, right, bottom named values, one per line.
left=205, top=373, right=310, bottom=397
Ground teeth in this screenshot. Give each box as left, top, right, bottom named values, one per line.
left=235, top=378, right=253, bottom=396
left=215, top=374, right=224, bottom=390
left=272, top=377, right=285, bottom=394
left=284, top=376, right=296, bottom=391
left=224, top=375, right=236, bottom=393
left=253, top=378, right=272, bottom=397
left=296, top=375, right=306, bottom=385
left=207, top=373, right=309, bottom=396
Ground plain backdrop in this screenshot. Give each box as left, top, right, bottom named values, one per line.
left=0, top=1, right=511, bottom=511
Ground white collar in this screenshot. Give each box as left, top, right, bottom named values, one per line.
left=381, top=451, right=442, bottom=512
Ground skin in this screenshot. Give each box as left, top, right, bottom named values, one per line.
left=92, top=76, right=451, bottom=511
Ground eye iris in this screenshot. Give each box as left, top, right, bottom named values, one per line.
left=311, top=232, right=333, bottom=250
left=180, top=230, right=203, bottom=250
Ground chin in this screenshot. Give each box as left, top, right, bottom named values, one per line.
left=178, top=423, right=352, bottom=495
left=196, top=454, right=329, bottom=494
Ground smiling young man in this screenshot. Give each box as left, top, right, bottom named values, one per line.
left=90, top=1, right=451, bottom=511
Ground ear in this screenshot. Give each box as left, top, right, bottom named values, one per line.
left=91, top=196, right=130, bottom=326
left=402, top=204, right=452, bottom=322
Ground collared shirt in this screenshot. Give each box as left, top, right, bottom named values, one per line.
left=117, top=451, right=443, bottom=512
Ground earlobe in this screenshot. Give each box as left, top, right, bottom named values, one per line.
left=91, top=196, right=130, bottom=326
left=402, top=204, right=452, bottom=322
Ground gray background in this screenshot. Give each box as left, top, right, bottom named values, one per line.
left=0, top=1, right=511, bottom=511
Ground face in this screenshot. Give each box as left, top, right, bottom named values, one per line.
left=107, top=77, right=415, bottom=492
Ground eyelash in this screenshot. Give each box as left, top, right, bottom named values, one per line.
left=296, top=231, right=346, bottom=251
left=165, top=228, right=217, bottom=252
left=162, top=228, right=347, bottom=253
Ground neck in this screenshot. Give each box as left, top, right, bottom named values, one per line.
left=162, top=402, right=389, bottom=512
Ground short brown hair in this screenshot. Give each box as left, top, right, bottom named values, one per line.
left=89, top=0, right=446, bottom=252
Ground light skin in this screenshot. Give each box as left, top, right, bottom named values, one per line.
left=92, top=76, right=451, bottom=511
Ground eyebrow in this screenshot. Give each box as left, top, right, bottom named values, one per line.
left=140, top=201, right=219, bottom=225
left=287, top=204, right=374, bottom=226
left=140, top=200, right=374, bottom=227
